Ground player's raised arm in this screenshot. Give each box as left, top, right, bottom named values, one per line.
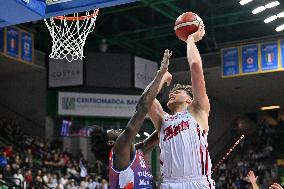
left=186, top=26, right=210, bottom=114
left=113, top=50, right=172, bottom=169
left=148, top=54, right=173, bottom=132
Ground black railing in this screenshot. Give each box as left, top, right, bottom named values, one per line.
left=1, top=177, right=21, bottom=189
left=0, top=179, right=11, bottom=188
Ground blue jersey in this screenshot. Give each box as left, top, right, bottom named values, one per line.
left=109, top=149, right=153, bottom=189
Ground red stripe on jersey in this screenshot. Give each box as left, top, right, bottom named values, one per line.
left=205, top=147, right=209, bottom=175
left=197, top=125, right=201, bottom=140
left=200, top=145, right=205, bottom=175
left=206, top=175, right=212, bottom=189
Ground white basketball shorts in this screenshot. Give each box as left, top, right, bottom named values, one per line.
left=161, top=176, right=215, bottom=189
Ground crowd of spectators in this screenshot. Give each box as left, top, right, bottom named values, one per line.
left=1, top=116, right=284, bottom=189
left=0, top=118, right=109, bottom=189
left=213, top=121, right=284, bottom=189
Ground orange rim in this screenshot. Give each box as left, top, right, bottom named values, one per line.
left=54, top=9, right=99, bottom=21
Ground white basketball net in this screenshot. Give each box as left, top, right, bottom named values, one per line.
left=44, top=9, right=99, bottom=62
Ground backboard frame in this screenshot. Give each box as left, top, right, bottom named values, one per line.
left=0, top=0, right=139, bottom=27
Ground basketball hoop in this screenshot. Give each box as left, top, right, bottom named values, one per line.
left=44, top=9, right=99, bottom=62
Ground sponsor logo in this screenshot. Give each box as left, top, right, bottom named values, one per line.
left=75, top=97, right=138, bottom=105
left=138, top=156, right=146, bottom=169
left=62, top=97, right=75, bottom=110
left=265, top=53, right=274, bottom=63
left=139, top=179, right=150, bottom=186
left=163, top=120, right=190, bottom=141
left=51, top=70, right=81, bottom=78
left=137, top=171, right=152, bottom=178
left=10, top=39, right=16, bottom=49
left=246, top=57, right=254, bottom=64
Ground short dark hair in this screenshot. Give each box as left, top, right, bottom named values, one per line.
left=90, top=126, right=111, bottom=165
left=170, top=84, right=193, bottom=99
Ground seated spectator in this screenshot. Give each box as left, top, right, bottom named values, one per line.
left=59, top=174, right=69, bottom=186
left=0, top=152, right=8, bottom=169
left=2, top=164, right=12, bottom=178
left=89, top=176, right=101, bottom=189
left=33, top=174, right=43, bottom=187
left=24, top=169, right=33, bottom=187
left=42, top=172, right=51, bottom=186
left=101, top=179, right=108, bottom=189
left=23, top=148, right=33, bottom=168
left=50, top=173, right=59, bottom=188
left=3, top=145, right=13, bottom=159
left=13, top=168, right=25, bottom=187
left=11, top=154, right=21, bottom=170
left=88, top=177, right=98, bottom=189
left=57, top=180, right=64, bottom=189
left=80, top=176, right=89, bottom=189
left=66, top=179, right=77, bottom=189
left=67, top=163, right=79, bottom=179
left=63, top=152, right=70, bottom=167
left=79, top=159, right=88, bottom=178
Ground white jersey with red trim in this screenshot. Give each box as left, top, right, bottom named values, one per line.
left=159, top=109, right=214, bottom=185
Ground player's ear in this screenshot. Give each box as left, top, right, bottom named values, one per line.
left=107, top=140, right=115, bottom=146
left=185, top=97, right=192, bottom=104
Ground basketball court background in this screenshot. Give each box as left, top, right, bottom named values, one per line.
left=0, top=0, right=284, bottom=186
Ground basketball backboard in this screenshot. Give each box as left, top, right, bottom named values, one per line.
left=0, top=0, right=138, bottom=27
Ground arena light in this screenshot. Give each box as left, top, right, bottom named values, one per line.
left=239, top=0, right=253, bottom=5
left=264, top=15, right=278, bottom=23
left=261, top=105, right=280, bottom=110
left=275, top=23, right=284, bottom=32
left=144, top=132, right=150, bottom=137
left=265, top=1, right=280, bottom=9
left=277, top=11, right=284, bottom=18
left=252, top=6, right=266, bottom=14
left=136, top=134, right=140, bottom=137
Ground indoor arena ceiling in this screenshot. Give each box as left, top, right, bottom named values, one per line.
left=22, top=0, right=284, bottom=61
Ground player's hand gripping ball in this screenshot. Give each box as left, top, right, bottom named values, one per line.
left=174, top=12, right=204, bottom=42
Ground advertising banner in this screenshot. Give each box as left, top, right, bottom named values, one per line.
left=58, top=92, right=140, bottom=118
left=49, top=59, right=83, bottom=87
left=222, top=48, right=239, bottom=77
left=260, top=41, right=279, bottom=71
left=134, top=56, right=158, bottom=89
left=241, top=44, right=259, bottom=74
left=6, top=26, right=20, bottom=58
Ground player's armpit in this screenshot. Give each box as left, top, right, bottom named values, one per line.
left=148, top=99, right=164, bottom=131
left=140, top=131, right=159, bottom=155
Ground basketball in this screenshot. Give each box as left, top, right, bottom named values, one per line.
left=174, top=12, right=204, bottom=41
